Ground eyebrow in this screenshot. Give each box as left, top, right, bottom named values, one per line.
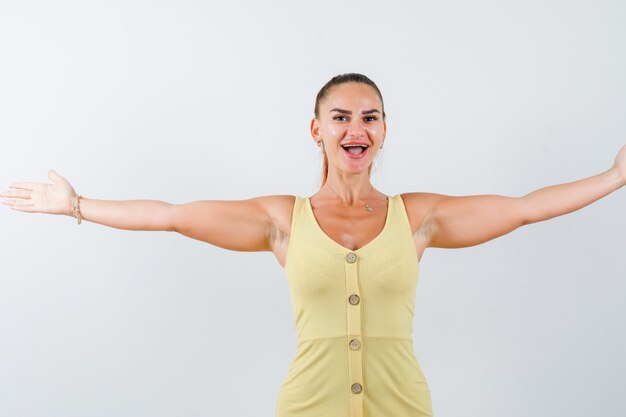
left=329, top=108, right=380, bottom=115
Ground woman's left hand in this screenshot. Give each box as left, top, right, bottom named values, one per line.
left=612, top=144, right=626, bottom=187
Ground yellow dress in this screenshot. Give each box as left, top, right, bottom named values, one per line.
left=276, top=194, right=433, bottom=417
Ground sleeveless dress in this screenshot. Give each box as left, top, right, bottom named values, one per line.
left=276, top=194, right=433, bottom=417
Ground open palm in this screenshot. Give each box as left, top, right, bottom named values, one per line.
left=1, top=170, right=76, bottom=215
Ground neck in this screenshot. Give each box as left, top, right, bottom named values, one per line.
left=322, top=173, right=374, bottom=205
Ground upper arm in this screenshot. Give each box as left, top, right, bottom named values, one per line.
left=171, top=196, right=278, bottom=252
left=415, top=192, right=528, bottom=249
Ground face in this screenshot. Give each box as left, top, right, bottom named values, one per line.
left=311, top=82, right=386, bottom=175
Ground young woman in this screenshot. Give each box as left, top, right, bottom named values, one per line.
left=2, top=73, right=624, bottom=417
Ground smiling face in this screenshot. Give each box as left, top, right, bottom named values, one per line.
left=311, top=82, right=387, bottom=175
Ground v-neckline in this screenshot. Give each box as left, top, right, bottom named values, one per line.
left=305, top=195, right=392, bottom=253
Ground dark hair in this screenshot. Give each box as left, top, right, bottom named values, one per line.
left=314, top=73, right=386, bottom=186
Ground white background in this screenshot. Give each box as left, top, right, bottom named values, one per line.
left=0, top=1, right=624, bottom=416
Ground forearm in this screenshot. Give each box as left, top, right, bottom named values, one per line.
left=68, top=196, right=176, bottom=231
left=522, top=167, right=624, bottom=225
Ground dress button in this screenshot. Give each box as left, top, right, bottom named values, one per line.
left=349, top=339, right=361, bottom=350
left=351, top=383, right=362, bottom=394
left=348, top=294, right=360, bottom=305
left=346, top=252, right=357, bottom=263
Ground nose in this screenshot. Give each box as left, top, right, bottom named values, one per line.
left=346, top=119, right=366, bottom=138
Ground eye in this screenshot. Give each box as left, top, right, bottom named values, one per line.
left=365, top=116, right=378, bottom=122
left=333, top=115, right=347, bottom=121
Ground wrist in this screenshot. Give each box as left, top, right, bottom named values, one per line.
left=67, top=194, right=76, bottom=217
left=69, top=194, right=83, bottom=224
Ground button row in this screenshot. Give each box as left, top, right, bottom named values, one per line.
left=347, top=252, right=363, bottom=397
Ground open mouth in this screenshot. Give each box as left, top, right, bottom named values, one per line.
left=341, top=144, right=369, bottom=159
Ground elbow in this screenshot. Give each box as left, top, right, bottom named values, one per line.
left=519, top=195, right=546, bottom=226
left=520, top=196, right=534, bottom=226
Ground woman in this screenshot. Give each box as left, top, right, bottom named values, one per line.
left=2, top=73, right=625, bottom=417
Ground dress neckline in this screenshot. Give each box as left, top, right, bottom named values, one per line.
left=304, top=195, right=392, bottom=253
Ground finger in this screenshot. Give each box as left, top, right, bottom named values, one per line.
left=8, top=182, right=37, bottom=191
left=0, top=190, right=31, bottom=199
left=3, top=200, right=35, bottom=211
left=9, top=205, right=35, bottom=212
left=48, top=169, right=63, bottom=181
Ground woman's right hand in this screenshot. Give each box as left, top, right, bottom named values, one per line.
left=1, top=169, right=78, bottom=216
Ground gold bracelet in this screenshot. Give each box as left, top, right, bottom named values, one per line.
left=72, top=194, right=82, bottom=225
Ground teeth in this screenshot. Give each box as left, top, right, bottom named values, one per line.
left=342, top=144, right=368, bottom=147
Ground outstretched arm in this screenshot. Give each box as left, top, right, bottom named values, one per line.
left=420, top=146, right=626, bottom=249
left=52, top=196, right=277, bottom=251
left=1, top=170, right=177, bottom=231
left=1, top=170, right=277, bottom=252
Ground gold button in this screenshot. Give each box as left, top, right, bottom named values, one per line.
left=348, top=294, right=360, bottom=305
left=349, top=339, right=361, bottom=350
left=346, top=252, right=357, bottom=263
left=351, top=383, right=362, bottom=394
